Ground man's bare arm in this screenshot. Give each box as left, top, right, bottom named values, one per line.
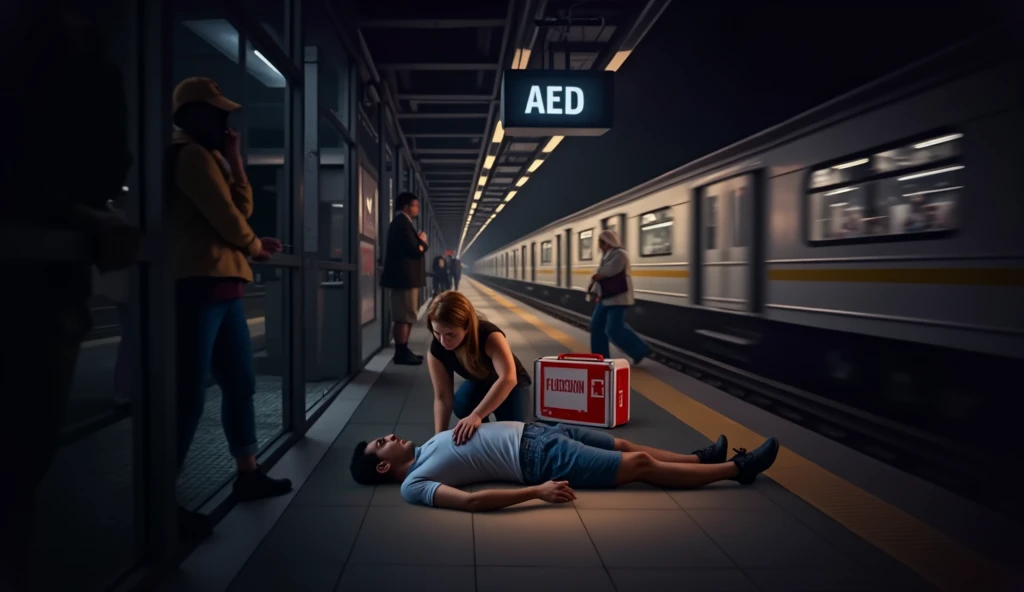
left=431, top=481, right=575, bottom=512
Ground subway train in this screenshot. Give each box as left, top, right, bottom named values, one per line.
left=471, top=33, right=1024, bottom=510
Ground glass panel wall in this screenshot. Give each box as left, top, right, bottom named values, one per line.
left=5, top=0, right=447, bottom=589
left=172, top=0, right=294, bottom=511
left=6, top=1, right=149, bottom=589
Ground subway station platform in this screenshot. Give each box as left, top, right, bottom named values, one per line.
left=164, top=279, right=1018, bottom=592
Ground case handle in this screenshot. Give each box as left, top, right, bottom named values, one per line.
left=557, top=353, right=605, bottom=361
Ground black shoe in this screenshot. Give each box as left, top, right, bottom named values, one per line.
left=393, top=348, right=423, bottom=365
left=233, top=467, right=293, bottom=502
left=691, top=435, right=728, bottom=464
left=728, top=437, right=779, bottom=485
left=178, top=506, right=213, bottom=543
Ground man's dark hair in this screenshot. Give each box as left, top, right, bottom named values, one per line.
left=395, top=192, right=418, bottom=212
left=350, top=441, right=392, bottom=486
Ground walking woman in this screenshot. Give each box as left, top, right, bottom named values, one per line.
left=589, top=229, right=650, bottom=364
left=426, top=291, right=533, bottom=444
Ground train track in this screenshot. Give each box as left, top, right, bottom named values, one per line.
left=475, top=276, right=1016, bottom=520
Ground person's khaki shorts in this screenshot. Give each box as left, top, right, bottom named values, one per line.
left=390, top=287, right=419, bottom=324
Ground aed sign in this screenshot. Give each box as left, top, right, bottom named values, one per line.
left=500, top=69, right=614, bottom=136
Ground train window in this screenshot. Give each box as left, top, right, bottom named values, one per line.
left=602, top=215, right=620, bottom=239
left=639, top=208, right=673, bottom=256
left=807, top=132, right=962, bottom=243
left=705, top=195, right=718, bottom=250
left=541, top=240, right=552, bottom=264
left=578, top=229, right=594, bottom=261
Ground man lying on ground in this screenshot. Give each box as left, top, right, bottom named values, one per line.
left=349, top=421, right=779, bottom=511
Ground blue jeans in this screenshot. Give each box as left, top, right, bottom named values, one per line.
left=453, top=380, right=533, bottom=423
left=519, top=423, right=622, bottom=488
left=590, top=303, right=650, bottom=362
left=176, top=297, right=259, bottom=471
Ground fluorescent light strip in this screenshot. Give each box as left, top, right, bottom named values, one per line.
left=641, top=221, right=672, bottom=230
left=913, top=133, right=962, bottom=149
left=484, top=155, right=495, bottom=169
left=504, top=191, right=516, bottom=202
left=825, top=186, right=858, bottom=196
left=474, top=191, right=482, bottom=200
left=897, top=165, right=964, bottom=181
left=516, top=177, right=528, bottom=187
left=833, top=158, right=869, bottom=170
left=903, top=186, right=962, bottom=197
left=543, top=136, right=564, bottom=152
left=495, top=203, right=505, bottom=213
left=528, top=159, right=543, bottom=173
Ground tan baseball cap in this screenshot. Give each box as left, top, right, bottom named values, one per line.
left=172, top=77, right=242, bottom=114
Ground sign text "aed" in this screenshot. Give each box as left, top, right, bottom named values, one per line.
left=525, top=85, right=584, bottom=115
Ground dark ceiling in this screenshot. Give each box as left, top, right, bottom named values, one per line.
left=351, top=0, right=671, bottom=255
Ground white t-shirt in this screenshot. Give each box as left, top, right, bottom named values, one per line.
left=400, top=421, right=526, bottom=506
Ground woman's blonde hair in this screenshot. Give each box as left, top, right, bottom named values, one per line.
left=427, top=291, right=489, bottom=379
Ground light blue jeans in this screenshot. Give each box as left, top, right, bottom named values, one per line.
left=590, top=303, right=650, bottom=362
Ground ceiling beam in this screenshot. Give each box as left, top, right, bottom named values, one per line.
left=398, top=113, right=490, bottom=120
left=415, top=149, right=481, bottom=155
left=397, top=93, right=493, bottom=102
left=359, top=19, right=508, bottom=29
left=378, top=62, right=499, bottom=71
left=406, top=133, right=482, bottom=138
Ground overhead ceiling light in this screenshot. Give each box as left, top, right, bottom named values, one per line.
left=528, top=159, right=543, bottom=173
left=495, top=203, right=505, bottom=213
left=477, top=175, right=487, bottom=186
left=474, top=190, right=482, bottom=200
left=484, top=155, right=496, bottom=169
left=543, top=136, right=564, bottom=152
left=516, top=177, right=528, bottom=187
left=605, top=50, right=631, bottom=72
left=504, top=191, right=516, bottom=202
left=491, top=121, right=504, bottom=144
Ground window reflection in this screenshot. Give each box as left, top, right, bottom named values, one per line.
left=808, top=132, right=962, bottom=242
left=640, top=208, right=673, bottom=256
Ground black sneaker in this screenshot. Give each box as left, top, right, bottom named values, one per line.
left=178, top=506, right=213, bottom=543
left=233, top=467, right=293, bottom=502
left=393, top=348, right=423, bottom=365
left=691, top=435, right=728, bottom=464
left=729, top=437, right=779, bottom=485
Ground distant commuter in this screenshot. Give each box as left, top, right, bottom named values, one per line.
left=432, top=255, right=449, bottom=297
left=588, top=229, right=650, bottom=364
left=426, top=291, right=533, bottom=442
left=0, top=2, right=138, bottom=589
left=450, top=256, right=463, bottom=290
left=381, top=191, right=429, bottom=365
left=168, top=76, right=292, bottom=542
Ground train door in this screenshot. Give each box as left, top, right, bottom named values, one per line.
left=564, top=228, right=573, bottom=288
left=699, top=174, right=754, bottom=311
left=555, top=234, right=562, bottom=287
left=530, top=242, right=536, bottom=282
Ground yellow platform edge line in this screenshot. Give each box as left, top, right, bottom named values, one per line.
left=466, top=278, right=1010, bottom=592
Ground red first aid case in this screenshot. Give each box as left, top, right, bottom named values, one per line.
left=534, top=353, right=630, bottom=428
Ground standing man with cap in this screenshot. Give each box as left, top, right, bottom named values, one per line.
left=168, top=77, right=293, bottom=542
left=381, top=191, right=429, bottom=365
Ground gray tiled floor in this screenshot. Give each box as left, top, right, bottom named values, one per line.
left=225, top=283, right=939, bottom=592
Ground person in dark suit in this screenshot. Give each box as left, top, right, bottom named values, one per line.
left=381, top=192, right=428, bottom=364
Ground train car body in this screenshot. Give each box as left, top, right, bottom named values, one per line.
left=471, top=34, right=1024, bottom=466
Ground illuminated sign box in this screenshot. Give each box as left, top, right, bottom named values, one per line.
left=500, top=70, right=614, bottom=136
